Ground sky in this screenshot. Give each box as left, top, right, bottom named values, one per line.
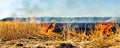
left=0, top=0, right=120, bottom=19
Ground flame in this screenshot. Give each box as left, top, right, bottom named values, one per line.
left=41, top=23, right=51, bottom=32
left=39, top=21, right=115, bottom=36
left=48, top=23, right=56, bottom=34
left=95, top=21, right=114, bottom=36
left=40, top=23, right=56, bottom=35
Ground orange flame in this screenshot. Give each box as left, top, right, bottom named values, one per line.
left=42, top=23, right=51, bottom=32
left=40, top=23, right=56, bottom=35
left=95, top=21, right=114, bottom=36
left=48, top=23, right=56, bottom=34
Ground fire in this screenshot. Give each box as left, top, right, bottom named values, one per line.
left=40, top=23, right=56, bottom=34
left=48, top=23, right=56, bottom=34
left=40, top=23, right=51, bottom=32
left=95, top=21, right=115, bottom=36
left=39, top=21, right=115, bottom=36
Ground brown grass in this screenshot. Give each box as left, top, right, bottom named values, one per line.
left=0, top=21, right=120, bottom=48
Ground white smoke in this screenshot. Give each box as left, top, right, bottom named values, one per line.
left=11, top=0, right=120, bottom=18
left=0, top=0, right=120, bottom=19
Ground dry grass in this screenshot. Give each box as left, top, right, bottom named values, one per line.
left=0, top=21, right=120, bottom=48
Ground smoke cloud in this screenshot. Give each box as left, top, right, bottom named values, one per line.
left=0, top=0, right=120, bottom=19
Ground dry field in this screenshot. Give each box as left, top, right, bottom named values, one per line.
left=0, top=20, right=120, bottom=48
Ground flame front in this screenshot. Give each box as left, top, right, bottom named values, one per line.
left=95, top=22, right=115, bottom=36
left=40, top=23, right=56, bottom=35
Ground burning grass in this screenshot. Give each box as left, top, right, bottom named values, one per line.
left=0, top=21, right=120, bottom=48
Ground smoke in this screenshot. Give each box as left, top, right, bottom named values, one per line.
left=11, top=0, right=67, bottom=17
left=10, top=0, right=120, bottom=18
left=0, top=0, right=120, bottom=19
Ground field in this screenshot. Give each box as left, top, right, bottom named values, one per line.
left=0, top=20, right=120, bottom=48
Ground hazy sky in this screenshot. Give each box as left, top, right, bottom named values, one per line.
left=0, top=0, right=120, bottom=19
